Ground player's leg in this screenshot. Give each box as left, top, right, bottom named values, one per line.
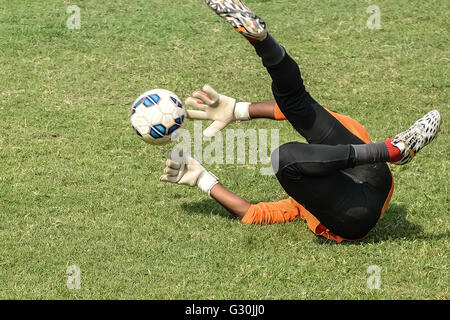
left=205, top=0, right=361, bottom=145
left=205, top=1, right=442, bottom=162
left=271, top=109, right=442, bottom=238
left=265, top=53, right=364, bottom=145
left=273, top=143, right=384, bottom=239
left=272, top=110, right=441, bottom=173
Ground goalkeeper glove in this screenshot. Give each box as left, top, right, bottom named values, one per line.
left=185, top=85, right=251, bottom=137
left=159, top=148, right=219, bottom=195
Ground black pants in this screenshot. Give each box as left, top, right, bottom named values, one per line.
left=268, top=53, right=392, bottom=239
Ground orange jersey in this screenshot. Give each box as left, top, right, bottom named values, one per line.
left=242, top=104, right=394, bottom=243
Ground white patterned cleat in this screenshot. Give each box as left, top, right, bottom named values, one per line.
left=391, top=110, right=441, bottom=165
left=205, top=0, right=267, bottom=41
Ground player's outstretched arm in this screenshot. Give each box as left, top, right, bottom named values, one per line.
left=185, top=85, right=282, bottom=137
left=209, top=184, right=251, bottom=219
left=160, top=148, right=251, bottom=219
left=159, top=148, right=304, bottom=223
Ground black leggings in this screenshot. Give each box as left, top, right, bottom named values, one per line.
left=268, top=53, right=393, bottom=239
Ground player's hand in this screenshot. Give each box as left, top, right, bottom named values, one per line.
left=185, top=85, right=235, bottom=137
left=160, top=148, right=219, bottom=194
left=160, top=148, right=204, bottom=186
left=185, top=85, right=250, bottom=137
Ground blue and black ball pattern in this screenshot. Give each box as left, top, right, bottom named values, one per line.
left=131, top=94, right=184, bottom=140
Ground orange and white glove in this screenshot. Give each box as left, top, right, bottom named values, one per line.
left=160, top=148, right=219, bottom=195
left=185, top=85, right=251, bottom=137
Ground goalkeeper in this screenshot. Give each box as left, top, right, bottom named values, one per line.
left=160, top=0, right=441, bottom=242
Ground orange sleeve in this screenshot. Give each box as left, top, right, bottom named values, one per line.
left=273, top=103, right=287, bottom=121
left=242, top=197, right=353, bottom=243
left=241, top=198, right=302, bottom=224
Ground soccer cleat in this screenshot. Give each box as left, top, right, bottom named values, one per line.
left=205, top=0, right=267, bottom=41
left=390, top=110, right=441, bottom=165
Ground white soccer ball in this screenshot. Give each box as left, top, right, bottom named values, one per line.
left=130, top=89, right=187, bottom=145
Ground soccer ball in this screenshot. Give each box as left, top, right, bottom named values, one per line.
left=130, top=89, right=187, bottom=145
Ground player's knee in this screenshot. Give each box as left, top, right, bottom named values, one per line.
left=271, top=142, right=303, bottom=177
left=271, top=143, right=287, bottom=174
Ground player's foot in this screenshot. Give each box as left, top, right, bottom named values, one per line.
left=205, top=0, right=267, bottom=42
left=389, top=110, right=441, bottom=165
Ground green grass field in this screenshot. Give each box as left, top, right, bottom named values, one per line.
left=0, top=0, right=448, bottom=299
